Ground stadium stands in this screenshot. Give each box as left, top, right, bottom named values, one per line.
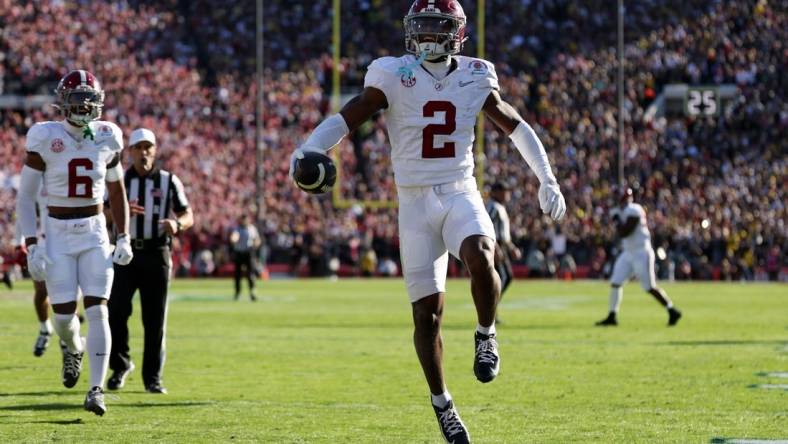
left=1, top=0, right=784, bottom=280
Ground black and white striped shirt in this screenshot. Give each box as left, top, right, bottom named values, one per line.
left=125, top=167, right=189, bottom=240
left=486, top=199, right=511, bottom=244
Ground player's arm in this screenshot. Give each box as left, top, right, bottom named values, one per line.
left=290, top=87, right=387, bottom=177
left=16, top=153, right=45, bottom=247
left=482, top=90, right=566, bottom=221
left=105, top=154, right=129, bottom=237
left=617, top=216, right=640, bottom=238
left=300, top=87, right=387, bottom=154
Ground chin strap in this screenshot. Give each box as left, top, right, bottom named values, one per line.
left=397, top=51, right=428, bottom=81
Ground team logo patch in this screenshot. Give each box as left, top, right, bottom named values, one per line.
left=469, top=60, right=487, bottom=75
left=434, top=82, right=444, bottom=91
left=401, top=73, right=417, bottom=87
left=97, top=125, right=113, bottom=137
left=50, top=138, right=65, bottom=153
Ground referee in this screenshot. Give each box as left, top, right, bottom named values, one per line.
left=486, top=182, right=521, bottom=323
left=107, top=128, right=193, bottom=394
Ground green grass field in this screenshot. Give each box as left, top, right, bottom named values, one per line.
left=0, top=279, right=785, bottom=443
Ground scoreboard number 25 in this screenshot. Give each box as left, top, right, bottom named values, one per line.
left=686, top=87, right=719, bottom=117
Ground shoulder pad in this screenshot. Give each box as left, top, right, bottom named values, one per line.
left=95, top=121, right=124, bottom=152
left=25, top=122, right=53, bottom=153
left=368, top=56, right=413, bottom=75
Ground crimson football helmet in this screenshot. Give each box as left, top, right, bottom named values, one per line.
left=404, top=0, right=467, bottom=59
left=55, top=70, right=105, bottom=125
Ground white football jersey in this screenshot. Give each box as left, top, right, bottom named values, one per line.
left=364, top=54, right=499, bottom=187
left=26, top=120, right=123, bottom=207
left=618, top=203, right=651, bottom=252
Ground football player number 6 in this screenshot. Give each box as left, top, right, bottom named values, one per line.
left=422, top=101, right=456, bottom=159
left=68, top=158, right=94, bottom=198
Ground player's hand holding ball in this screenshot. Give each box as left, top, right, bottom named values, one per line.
left=290, top=148, right=337, bottom=195
left=113, top=234, right=134, bottom=265
left=538, top=180, right=566, bottom=221
left=27, top=243, right=52, bottom=281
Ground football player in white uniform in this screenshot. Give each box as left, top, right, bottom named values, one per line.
left=596, top=188, right=682, bottom=327
left=15, top=70, right=133, bottom=416
left=290, top=1, right=566, bottom=441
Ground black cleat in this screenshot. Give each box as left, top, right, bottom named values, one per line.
left=432, top=400, right=470, bottom=444
left=473, top=331, right=500, bottom=383
left=107, top=362, right=135, bottom=390
left=668, top=308, right=682, bottom=326
left=145, top=382, right=168, bottom=394
left=33, top=330, right=52, bottom=357
left=595, top=313, right=618, bottom=326
left=84, top=386, right=107, bottom=416
left=62, top=349, right=83, bottom=389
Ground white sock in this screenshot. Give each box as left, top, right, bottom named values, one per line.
left=608, top=287, right=623, bottom=313
left=53, top=313, right=82, bottom=353
left=477, top=323, right=496, bottom=336
left=666, top=302, right=674, bottom=310
left=85, top=305, right=111, bottom=389
left=431, top=390, right=452, bottom=408
left=40, top=319, right=53, bottom=334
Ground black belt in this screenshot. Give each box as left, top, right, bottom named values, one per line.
left=131, top=237, right=170, bottom=250
left=50, top=213, right=95, bottom=220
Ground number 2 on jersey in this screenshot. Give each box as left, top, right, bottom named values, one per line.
left=68, top=158, right=94, bottom=198
left=422, top=101, right=456, bottom=159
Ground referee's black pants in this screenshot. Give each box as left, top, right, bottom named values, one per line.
left=108, top=247, right=172, bottom=387
left=233, top=250, right=256, bottom=297
left=495, top=244, right=514, bottom=297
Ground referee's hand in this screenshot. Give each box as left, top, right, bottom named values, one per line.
left=129, top=199, right=145, bottom=216
left=159, top=219, right=178, bottom=235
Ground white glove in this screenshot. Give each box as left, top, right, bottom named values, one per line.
left=27, top=244, right=52, bottom=281
left=538, top=180, right=567, bottom=221
left=113, top=235, right=134, bottom=265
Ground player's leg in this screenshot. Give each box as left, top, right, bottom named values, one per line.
left=107, top=260, right=138, bottom=390
left=443, top=189, right=501, bottom=384
left=137, top=250, right=171, bottom=393
left=32, top=280, right=54, bottom=357
left=636, top=249, right=682, bottom=326
left=78, top=235, right=115, bottom=416
left=399, top=186, right=469, bottom=443
left=233, top=253, right=242, bottom=300
left=246, top=253, right=257, bottom=301
left=597, top=253, right=632, bottom=326
left=412, top=292, right=447, bottom=398
left=459, top=235, right=502, bottom=383
left=50, top=296, right=85, bottom=389
left=46, top=232, right=85, bottom=387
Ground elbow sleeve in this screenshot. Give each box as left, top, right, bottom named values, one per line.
left=301, top=114, right=350, bottom=153
left=105, top=161, right=123, bottom=182
left=509, top=121, right=556, bottom=185
left=15, top=166, right=43, bottom=239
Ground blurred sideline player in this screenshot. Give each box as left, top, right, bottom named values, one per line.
left=485, top=182, right=521, bottom=324
left=596, top=187, right=682, bottom=327
left=15, top=70, right=133, bottom=416
left=14, top=181, right=62, bottom=357
left=290, top=1, right=566, bottom=441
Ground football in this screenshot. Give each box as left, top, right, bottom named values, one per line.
left=293, top=151, right=337, bottom=194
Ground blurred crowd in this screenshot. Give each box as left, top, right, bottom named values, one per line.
left=1, top=0, right=784, bottom=281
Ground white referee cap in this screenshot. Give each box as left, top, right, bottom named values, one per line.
left=129, top=128, right=156, bottom=147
